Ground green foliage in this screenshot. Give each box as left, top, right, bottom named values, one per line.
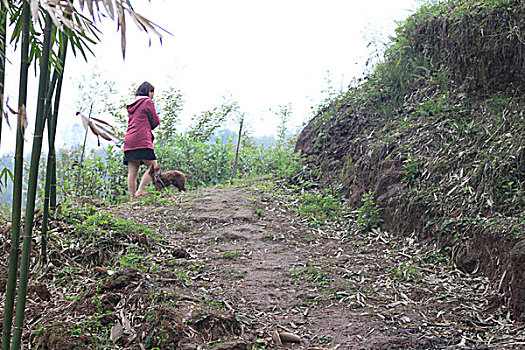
left=155, top=132, right=304, bottom=189
left=274, top=152, right=319, bottom=188
left=388, top=264, right=421, bottom=281
left=297, top=0, right=524, bottom=251
left=41, top=88, right=304, bottom=205
left=298, top=192, right=342, bottom=221
left=401, top=155, right=424, bottom=183
left=156, top=88, right=184, bottom=143
left=356, top=191, right=383, bottom=232
left=0, top=167, right=13, bottom=193
left=272, top=103, right=293, bottom=149
left=0, top=167, right=12, bottom=216
left=55, top=144, right=127, bottom=204
left=187, top=97, right=239, bottom=142
left=291, top=265, right=332, bottom=288
left=65, top=206, right=155, bottom=239
left=75, top=70, right=117, bottom=116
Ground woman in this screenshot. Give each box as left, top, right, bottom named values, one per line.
left=123, top=81, right=160, bottom=198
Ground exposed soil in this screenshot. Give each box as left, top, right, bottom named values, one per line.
left=1, top=178, right=524, bottom=349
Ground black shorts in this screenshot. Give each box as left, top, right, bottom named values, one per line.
left=123, top=148, right=156, bottom=165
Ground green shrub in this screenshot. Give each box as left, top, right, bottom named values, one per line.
left=50, top=130, right=305, bottom=205
left=357, top=191, right=383, bottom=232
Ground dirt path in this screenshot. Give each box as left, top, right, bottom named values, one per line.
left=109, top=178, right=523, bottom=349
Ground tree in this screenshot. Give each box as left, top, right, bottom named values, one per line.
left=188, top=96, right=240, bottom=142
left=156, top=87, right=184, bottom=142
left=272, top=103, right=293, bottom=149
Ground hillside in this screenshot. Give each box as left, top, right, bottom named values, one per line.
left=1, top=179, right=523, bottom=349
left=295, top=0, right=524, bottom=321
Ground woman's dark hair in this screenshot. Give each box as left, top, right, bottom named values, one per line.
left=135, top=81, right=155, bottom=96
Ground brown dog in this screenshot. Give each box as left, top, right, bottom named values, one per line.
left=148, top=164, right=187, bottom=192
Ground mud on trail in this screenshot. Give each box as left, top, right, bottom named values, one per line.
left=3, top=178, right=523, bottom=349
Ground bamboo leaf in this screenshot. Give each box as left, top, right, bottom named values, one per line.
left=7, top=101, right=26, bottom=135
left=102, top=0, right=115, bottom=20
left=2, top=96, right=9, bottom=128
left=117, top=2, right=126, bottom=58
left=110, top=321, right=123, bottom=342
left=77, top=112, right=122, bottom=144
left=86, top=0, right=94, bottom=19
left=78, top=111, right=89, bottom=129
left=5, top=98, right=17, bottom=115
left=95, top=0, right=101, bottom=14
left=29, top=0, right=171, bottom=61
left=2, top=111, right=9, bottom=129
left=132, top=12, right=168, bottom=39
left=128, top=11, right=147, bottom=32
left=90, top=120, right=122, bottom=143
left=43, top=4, right=62, bottom=30
left=87, top=122, right=98, bottom=136
left=90, top=115, right=113, bottom=126
left=29, top=0, right=39, bottom=22
left=0, top=91, right=6, bottom=128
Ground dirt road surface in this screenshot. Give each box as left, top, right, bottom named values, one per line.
left=107, top=178, right=523, bottom=349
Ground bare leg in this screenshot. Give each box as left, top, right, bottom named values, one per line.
left=127, top=160, right=140, bottom=198
left=136, top=159, right=157, bottom=196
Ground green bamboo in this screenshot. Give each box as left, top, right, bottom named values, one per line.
left=0, top=2, right=6, bottom=147
left=11, top=11, right=54, bottom=350
left=50, top=54, right=64, bottom=212
left=50, top=157, right=56, bottom=210
left=1, top=2, right=30, bottom=350
left=42, top=33, right=69, bottom=264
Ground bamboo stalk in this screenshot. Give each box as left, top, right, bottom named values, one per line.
left=50, top=49, right=66, bottom=210
left=41, top=103, right=55, bottom=264
left=1, top=3, right=30, bottom=350
left=231, top=113, right=244, bottom=181
left=0, top=2, right=6, bottom=147
left=42, top=32, right=69, bottom=264
left=11, top=11, right=54, bottom=350
left=50, top=157, right=57, bottom=210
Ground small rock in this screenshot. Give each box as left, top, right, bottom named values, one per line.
left=279, top=331, right=301, bottom=343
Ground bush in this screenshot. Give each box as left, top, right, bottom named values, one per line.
left=51, top=131, right=305, bottom=204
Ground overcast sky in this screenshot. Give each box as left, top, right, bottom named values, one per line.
left=0, top=0, right=420, bottom=155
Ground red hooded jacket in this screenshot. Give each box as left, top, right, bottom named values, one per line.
left=124, top=97, right=160, bottom=152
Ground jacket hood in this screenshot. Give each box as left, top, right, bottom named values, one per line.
left=127, top=96, right=150, bottom=113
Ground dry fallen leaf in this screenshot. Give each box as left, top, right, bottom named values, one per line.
left=110, top=321, right=123, bottom=342
left=93, top=266, right=108, bottom=274
left=1, top=223, right=12, bottom=236
left=272, top=330, right=283, bottom=347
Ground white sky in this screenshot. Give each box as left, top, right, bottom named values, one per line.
left=0, top=0, right=420, bottom=155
